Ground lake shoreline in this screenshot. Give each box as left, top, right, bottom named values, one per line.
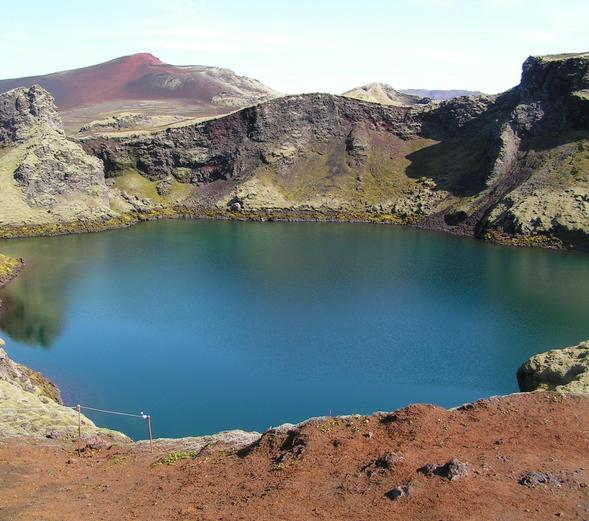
left=0, top=206, right=580, bottom=253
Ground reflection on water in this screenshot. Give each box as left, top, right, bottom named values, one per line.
left=0, top=233, right=111, bottom=347
left=0, top=220, right=587, bottom=439
left=0, top=285, right=63, bottom=348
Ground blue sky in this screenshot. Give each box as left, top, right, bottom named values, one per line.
left=1, top=0, right=587, bottom=94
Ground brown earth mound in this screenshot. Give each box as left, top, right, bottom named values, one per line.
left=0, top=392, right=587, bottom=520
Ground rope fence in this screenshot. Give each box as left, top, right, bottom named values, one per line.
left=72, top=404, right=153, bottom=451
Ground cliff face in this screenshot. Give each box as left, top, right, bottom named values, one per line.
left=482, top=53, right=589, bottom=248
left=0, top=53, right=587, bottom=250
left=0, top=86, right=121, bottom=231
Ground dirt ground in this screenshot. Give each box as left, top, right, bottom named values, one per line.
left=0, top=392, right=588, bottom=521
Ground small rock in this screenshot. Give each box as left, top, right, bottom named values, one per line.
left=385, top=485, right=411, bottom=501
left=418, top=458, right=468, bottom=480
left=519, top=471, right=561, bottom=488
left=418, top=463, right=438, bottom=477
left=364, top=452, right=404, bottom=475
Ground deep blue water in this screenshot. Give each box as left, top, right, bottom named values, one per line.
left=0, top=220, right=588, bottom=440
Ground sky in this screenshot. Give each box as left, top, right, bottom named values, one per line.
left=1, top=0, right=587, bottom=95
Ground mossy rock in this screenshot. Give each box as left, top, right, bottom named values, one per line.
left=517, top=340, right=589, bottom=393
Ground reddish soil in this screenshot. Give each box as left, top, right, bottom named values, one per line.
left=0, top=392, right=588, bottom=521
left=0, top=53, right=222, bottom=109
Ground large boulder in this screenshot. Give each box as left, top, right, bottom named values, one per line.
left=517, top=340, right=589, bottom=393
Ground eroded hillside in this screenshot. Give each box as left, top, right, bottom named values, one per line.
left=0, top=52, right=587, bottom=250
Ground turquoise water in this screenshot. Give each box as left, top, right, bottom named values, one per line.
left=0, top=220, right=588, bottom=440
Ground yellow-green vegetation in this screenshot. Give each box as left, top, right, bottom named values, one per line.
left=158, top=450, right=199, bottom=465
left=217, top=135, right=452, bottom=220
left=17, top=365, right=61, bottom=403
left=0, top=254, right=21, bottom=286
left=112, top=169, right=193, bottom=204
left=317, top=418, right=340, bottom=433
left=344, top=416, right=371, bottom=435
left=485, top=132, right=589, bottom=249
left=0, top=379, right=127, bottom=439
left=482, top=230, right=564, bottom=249
left=518, top=340, right=589, bottom=393
left=0, top=215, right=135, bottom=239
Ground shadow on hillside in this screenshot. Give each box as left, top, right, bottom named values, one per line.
left=405, top=134, right=496, bottom=197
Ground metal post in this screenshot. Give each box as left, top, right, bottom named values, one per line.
left=76, top=404, right=81, bottom=439
left=146, top=415, right=153, bottom=452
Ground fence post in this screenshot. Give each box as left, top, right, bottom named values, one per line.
left=76, top=404, right=81, bottom=439
left=146, top=415, right=153, bottom=452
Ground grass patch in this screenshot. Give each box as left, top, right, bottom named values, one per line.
left=317, top=418, right=340, bottom=433
left=158, top=450, right=199, bottom=465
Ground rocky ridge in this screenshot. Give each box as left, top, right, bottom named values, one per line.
left=78, top=52, right=589, bottom=250
left=0, top=52, right=587, bottom=250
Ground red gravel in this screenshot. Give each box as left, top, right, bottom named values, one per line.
left=0, top=392, right=588, bottom=521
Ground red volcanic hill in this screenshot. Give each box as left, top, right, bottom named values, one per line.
left=0, top=53, right=280, bottom=109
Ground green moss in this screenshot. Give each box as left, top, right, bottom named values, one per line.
left=317, top=418, right=340, bottom=433
left=17, top=364, right=62, bottom=403
left=158, top=450, right=199, bottom=465
left=482, top=230, right=564, bottom=250
left=112, top=169, right=193, bottom=204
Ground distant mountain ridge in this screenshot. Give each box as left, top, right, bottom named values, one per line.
left=0, top=53, right=280, bottom=111
left=342, top=83, right=430, bottom=106
left=400, top=89, right=483, bottom=100
left=343, top=83, right=482, bottom=105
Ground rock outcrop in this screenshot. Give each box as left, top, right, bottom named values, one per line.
left=0, top=85, right=63, bottom=143
left=0, top=86, right=126, bottom=231
left=517, top=340, right=589, bottom=393
left=0, top=337, right=129, bottom=440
